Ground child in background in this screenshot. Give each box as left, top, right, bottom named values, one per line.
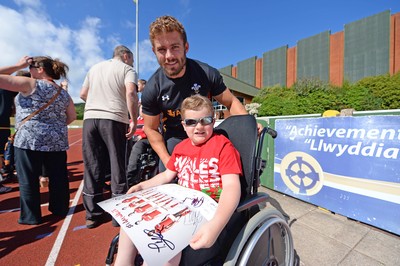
left=115, top=94, right=244, bottom=266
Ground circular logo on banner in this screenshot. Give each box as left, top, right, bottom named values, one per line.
left=280, top=151, right=324, bottom=195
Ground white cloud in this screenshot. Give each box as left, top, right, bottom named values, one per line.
left=137, top=39, right=158, bottom=79
left=73, top=17, right=105, bottom=69
left=123, top=19, right=136, bottom=30
left=13, top=0, right=41, bottom=8
left=0, top=3, right=104, bottom=103
left=0, top=2, right=159, bottom=103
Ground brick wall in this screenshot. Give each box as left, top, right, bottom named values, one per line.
left=390, top=13, right=400, bottom=75
left=330, top=31, right=344, bottom=86
left=227, top=11, right=400, bottom=90
left=286, top=47, right=297, bottom=88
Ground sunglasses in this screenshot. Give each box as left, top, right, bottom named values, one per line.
left=29, top=64, right=39, bottom=69
left=183, top=116, right=214, bottom=127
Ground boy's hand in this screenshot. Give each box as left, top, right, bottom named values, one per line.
left=189, top=221, right=220, bottom=250
left=127, top=184, right=142, bottom=194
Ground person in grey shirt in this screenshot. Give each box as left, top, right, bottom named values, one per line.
left=80, top=45, right=139, bottom=229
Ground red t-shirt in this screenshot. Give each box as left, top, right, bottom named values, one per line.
left=167, top=133, right=242, bottom=201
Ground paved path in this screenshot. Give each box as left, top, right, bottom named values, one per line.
left=261, top=187, right=400, bottom=265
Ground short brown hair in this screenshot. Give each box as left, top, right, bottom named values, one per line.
left=180, top=95, right=214, bottom=118
left=149, top=15, right=187, bottom=47
left=113, top=45, right=133, bottom=59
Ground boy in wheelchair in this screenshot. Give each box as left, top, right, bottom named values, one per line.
left=114, top=95, right=245, bottom=266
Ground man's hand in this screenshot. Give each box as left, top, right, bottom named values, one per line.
left=257, top=122, right=264, bottom=136
left=125, top=121, right=137, bottom=139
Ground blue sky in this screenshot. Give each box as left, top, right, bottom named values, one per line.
left=0, top=0, right=399, bottom=103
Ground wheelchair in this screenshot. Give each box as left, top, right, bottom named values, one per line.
left=103, top=140, right=159, bottom=190
left=136, top=146, right=159, bottom=182
left=105, top=115, right=294, bottom=266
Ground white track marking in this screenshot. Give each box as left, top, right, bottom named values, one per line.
left=45, top=180, right=84, bottom=266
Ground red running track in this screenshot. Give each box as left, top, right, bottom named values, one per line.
left=0, top=128, right=120, bottom=265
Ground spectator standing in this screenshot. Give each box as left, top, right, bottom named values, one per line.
left=0, top=89, right=17, bottom=193
left=0, top=56, right=76, bottom=224
left=80, top=45, right=139, bottom=229
left=141, top=15, right=253, bottom=172
left=137, top=78, right=146, bottom=104
left=0, top=70, right=25, bottom=193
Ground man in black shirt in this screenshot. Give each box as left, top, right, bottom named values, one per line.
left=0, top=70, right=21, bottom=193
left=141, top=15, right=251, bottom=172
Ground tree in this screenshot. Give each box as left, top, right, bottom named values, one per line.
left=252, top=73, right=400, bottom=116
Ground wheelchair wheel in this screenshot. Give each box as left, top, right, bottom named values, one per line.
left=224, top=207, right=294, bottom=266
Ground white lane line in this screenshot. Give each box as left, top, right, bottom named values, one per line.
left=0, top=207, right=20, bottom=213
left=69, top=138, right=82, bottom=146
left=45, top=180, right=84, bottom=266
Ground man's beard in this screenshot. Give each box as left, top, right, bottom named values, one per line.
left=162, top=56, right=187, bottom=78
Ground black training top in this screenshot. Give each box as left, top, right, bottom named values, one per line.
left=141, top=58, right=226, bottom=139
left=0, top=89, right=18, bottom=126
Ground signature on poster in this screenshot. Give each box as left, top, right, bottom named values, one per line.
left=98, top=184, right=218, bottom=266
left=144, top=229, right=175, bottom=252
left=182, top=196, right=205, bottom=207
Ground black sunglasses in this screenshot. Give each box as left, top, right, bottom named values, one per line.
left=183, top=116, right=214, bottom=127
left=29, top=64, right=39, bottom=69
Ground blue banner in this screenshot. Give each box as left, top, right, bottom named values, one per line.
left=274, top=116, right=400, bottom=235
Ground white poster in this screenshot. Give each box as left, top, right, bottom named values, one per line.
left=98, top=184, right=218, bottom=266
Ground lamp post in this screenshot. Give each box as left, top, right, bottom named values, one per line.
left=133, top=0, right=139, bottom=77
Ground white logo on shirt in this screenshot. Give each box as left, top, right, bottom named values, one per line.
left=162, top=95, right=170, bottom=101
left=174, top=156, right=220, bottom=190
left=191, top=84, right=201, bottom=94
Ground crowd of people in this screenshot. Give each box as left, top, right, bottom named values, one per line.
left=0, top=15, right=259, bottom=265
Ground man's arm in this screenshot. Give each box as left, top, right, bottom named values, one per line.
left=125, top=82, right=138, bottom=139
left=143, top=113, right=171, bottom=167
left=79, top=86, right=89, bottom=102
left=213, top=89, right=247, bottom=115
left=214, top=88, right=263, bottom=134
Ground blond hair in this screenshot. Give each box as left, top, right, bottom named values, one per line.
left=180, top=95, right=214, bottom=118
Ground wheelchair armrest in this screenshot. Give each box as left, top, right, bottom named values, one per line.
left=236, top=192, right=269, bottom=213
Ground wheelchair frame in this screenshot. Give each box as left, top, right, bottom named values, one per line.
left=105, top=115, right=294, bottom=266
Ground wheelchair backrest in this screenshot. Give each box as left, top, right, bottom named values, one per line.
left=214, top=115, right=258, bottom=197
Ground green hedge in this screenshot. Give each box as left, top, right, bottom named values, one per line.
left=74, top=103, right=85, bottom=120
left=253, top=72, right=400, bottom=116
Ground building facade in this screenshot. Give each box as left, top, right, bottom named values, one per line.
left=220, top=10, right=400, bottom=106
